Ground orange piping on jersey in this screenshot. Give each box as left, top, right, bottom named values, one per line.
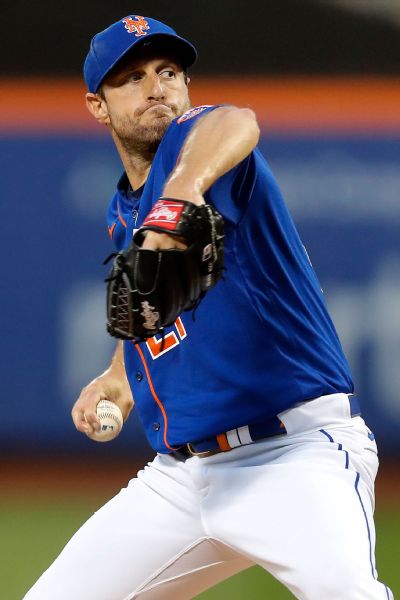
left=117, top=200, right=127, bottom=228
left=216, top=432, right=231, bottom=452
left=108, top=222, right=116, bottom=239
left=134, top=343, right=177, bottom=451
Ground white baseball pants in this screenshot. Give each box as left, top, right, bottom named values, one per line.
left=24, top=393, right=394, bottom=599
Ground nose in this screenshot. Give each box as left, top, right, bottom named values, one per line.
left=145, top=73, right=165, bottom=101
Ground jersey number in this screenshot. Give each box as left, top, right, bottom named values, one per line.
left=146, top=317, right=187, bottom=359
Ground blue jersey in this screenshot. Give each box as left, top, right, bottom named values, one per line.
left=107, top=105, right=353, bottom=453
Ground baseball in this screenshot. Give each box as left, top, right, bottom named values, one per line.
left=92, top=400, right=123, bottom=442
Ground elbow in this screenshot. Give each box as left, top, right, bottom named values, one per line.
left=221, top=106, right=260, bottom=148
left=240, top=107, right=260, bottom=146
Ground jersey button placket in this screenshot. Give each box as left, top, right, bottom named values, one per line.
left=135, top=371, right=143, bottom=382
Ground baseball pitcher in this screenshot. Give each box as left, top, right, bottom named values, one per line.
left=24, top=14, right=393, bottom=600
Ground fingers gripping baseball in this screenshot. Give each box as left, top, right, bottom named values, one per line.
left=72, top=384, right=104, bottom=436
left=71, top=371, right=133, bottom=439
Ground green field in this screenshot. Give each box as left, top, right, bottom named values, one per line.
left=1, top=495, right=398, bottom=599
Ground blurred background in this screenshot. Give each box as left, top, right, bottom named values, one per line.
left=1, top=0, right=399, bottom=597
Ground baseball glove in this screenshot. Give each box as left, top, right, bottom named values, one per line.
left=105, top=197, right=224, bottom=341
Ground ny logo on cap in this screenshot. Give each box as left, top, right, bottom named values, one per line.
left=122, top=16, right=150, bottom=37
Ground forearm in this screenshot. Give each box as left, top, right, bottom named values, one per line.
left=71, top=340, right=134, bottom=436
left=163, top=106, right=260, bottom=204
left=102, top=340, right=132, bottom=402
left=109, top=340, right=126, bottom=375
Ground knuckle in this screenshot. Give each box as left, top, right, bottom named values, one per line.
left=87, top=414, right=99, bottom=425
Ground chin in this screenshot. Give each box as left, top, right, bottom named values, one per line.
left=147, top=116, right=174, bottom=137
left=113, top=112, right=177, bottom=155
left=145, top=111, right=174, bottom=127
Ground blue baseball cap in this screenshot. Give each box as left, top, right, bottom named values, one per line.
left=84, top=15, right=198, bottom=93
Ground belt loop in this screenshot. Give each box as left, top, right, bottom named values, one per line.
left=349, top=394, right=361, bottom=417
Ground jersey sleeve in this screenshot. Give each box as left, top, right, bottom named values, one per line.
left=159, top=105, right=221, bottom=171
left=160, top=105, right=257, bottom=225
left=206, top=152, right=255, bottom=224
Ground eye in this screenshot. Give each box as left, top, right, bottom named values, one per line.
left=127, top=72, right=142, bottom=82
left=160, top=69, right=176, bottom=79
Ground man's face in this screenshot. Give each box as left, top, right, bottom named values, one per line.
left=99, top=49, right=191, bottom=155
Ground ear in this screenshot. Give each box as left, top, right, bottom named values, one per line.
left=85, top=92, right=110, bottom=125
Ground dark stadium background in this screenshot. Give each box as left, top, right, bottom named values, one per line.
left=1, top=1, right=399, bottom=598
left=3, top=0, right=400, bottom=76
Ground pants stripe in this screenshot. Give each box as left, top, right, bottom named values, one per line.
left=354, top=472, right=375, bottom=579
left=320, top=429, right=375, bottom=579
left=384, top=583, right=394, bottom=599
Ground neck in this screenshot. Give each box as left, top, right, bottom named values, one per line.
left=112, top=133, right=154, bottom=191
left=122, top=151, right=152, bottom=190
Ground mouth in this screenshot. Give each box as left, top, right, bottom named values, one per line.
left=143, top=104, right=172, bottom=115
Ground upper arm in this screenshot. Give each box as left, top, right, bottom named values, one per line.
left=206, top=151, right=257, bottom=224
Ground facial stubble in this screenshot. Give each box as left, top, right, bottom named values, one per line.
left=109, top=100, right=190, bottom=157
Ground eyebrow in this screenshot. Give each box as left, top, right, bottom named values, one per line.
left=141, top=60, right=180, bottom=71
left=105, top=58, right=182, bottom=87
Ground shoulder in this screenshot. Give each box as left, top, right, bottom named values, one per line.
left=176, top=105, right=216, bottom=124
left=153, top=105, right=221, bottom=164
left=157, top=105, right=221, bottom=153
left=168, top=105, right=222, bottom=136
left=166, top=105, right=258, bottom=143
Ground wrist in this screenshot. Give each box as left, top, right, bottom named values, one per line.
left=111, top=356, right=125, bottom=369
left=162, top=181, right=205, bottom=206
left=101, top=357, right=126, bottom=381
left=161, top=191, right=205, bottom=206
